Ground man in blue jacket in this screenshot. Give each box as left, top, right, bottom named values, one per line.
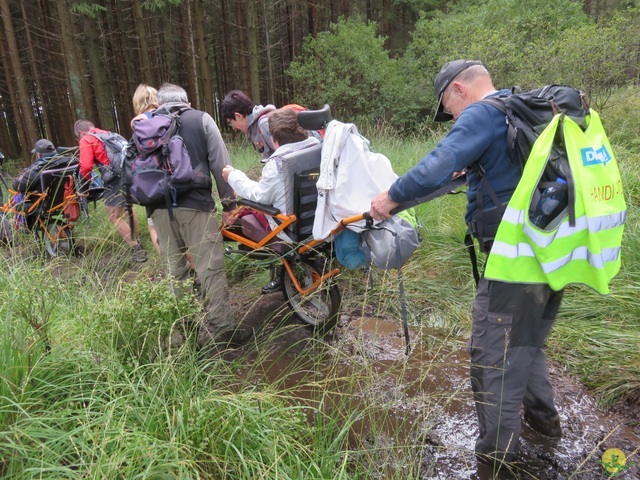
left=370, top=60, right=564, bottom=472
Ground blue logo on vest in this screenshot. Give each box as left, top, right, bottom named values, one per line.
left=581, top=145, right=611, bottom=166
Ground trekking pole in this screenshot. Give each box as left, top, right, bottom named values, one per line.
left=398, top=267, right=411, bottom=356
left=362, top=210, right=412, bottom=355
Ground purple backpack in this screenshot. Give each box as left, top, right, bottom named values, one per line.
left=123, top=112, right=194, bottom=210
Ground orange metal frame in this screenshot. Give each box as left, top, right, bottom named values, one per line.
left=0, top=184, right=80, bottom=243
left=221, top=203, right=366, bottom=296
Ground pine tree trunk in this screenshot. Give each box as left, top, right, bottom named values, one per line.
left=0, top=30, right=22, bottom=158
left=382, top=0, right=392, bottom=49
left=110, top=0, right=137, bottom=132
left=330, top=0, right=340, bottom=23
left=246, top=0, right=260, bottom=103
left=287, top=1, right=297, bottom=61
left=55, top=0, right=89, bottom=122
left=1, top=0, right=38, bottom=161
left=183, top=0, right=200, bottom=108
left=133, top=0, right=153, bottom=84
left=38, top=0, right=76, bottom=146
left=193, top=0, right=214, bottom=115
left=236, top=0, right=250, bottom=93
left=20, top=0, right=51, bottom=139
left=262, top=0, right=275, bottom=103
left=342, top=0, right=350, bottom=19
left=308, top=0, right=318, bottom=37
left=219, top=0, right=233, bottom=95
left=83, top=16, right=113, bottom=131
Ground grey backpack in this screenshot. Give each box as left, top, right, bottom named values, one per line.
left=88, top=131, right=129, bottom=183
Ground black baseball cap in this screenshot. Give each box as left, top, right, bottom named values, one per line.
left=31, top=139, right=56, bottom=154
left=433, top=60, right=483, bottom=122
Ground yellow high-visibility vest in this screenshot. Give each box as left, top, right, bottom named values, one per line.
left=484, top=110, right=626, bottom=294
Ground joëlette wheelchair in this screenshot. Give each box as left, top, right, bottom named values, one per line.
left=221, top=105, right=371, bottom=333
left=0, top=149, right=84, bottom=257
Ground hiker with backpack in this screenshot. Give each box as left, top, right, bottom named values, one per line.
left=372, top=60, right=625, bottom=471
left=74, top=119, right=147, bottom=262
left=10, top=139, right=76, bottom=230
left=13, top=139, right=65, bottom=194
left=370, top=60, right=562, bottom=471
left=131, top=84, right=161, bottom=256
left=148, top=83, right=248, bottom=350
left=129, top=84, right=196, bottom=270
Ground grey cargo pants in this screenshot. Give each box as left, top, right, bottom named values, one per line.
left=469, top=277, right=563, bottom=464
left=152, top=208, right=235, bottom=337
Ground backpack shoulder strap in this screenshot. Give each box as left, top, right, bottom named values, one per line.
left=165, top=106, right=192, bottom=120
left=166, top=106, right=193, bottom=136
left=478, top=96, right=507, bottom=114
left=85, top=132, right=111, bottom=167
left=86, top=131, right=104, bottom=142
left=87, top=130, right=125, bottom=146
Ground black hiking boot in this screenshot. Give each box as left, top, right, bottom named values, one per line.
left=130, top=244, right=147, bottom=263
left=523, top=411, right=562, bottom=438
left=261, top=265, right=282, bottom=294
left=261, top=277, right=282, bottom=294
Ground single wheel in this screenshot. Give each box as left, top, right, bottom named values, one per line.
left=282, top=257, right=341, bottom=332
left=43, top=221, right=74, bottom=257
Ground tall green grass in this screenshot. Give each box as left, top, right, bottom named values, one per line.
left=0, top=348, right=358, bottom=478
left=0, top=247, right=361, bottom=478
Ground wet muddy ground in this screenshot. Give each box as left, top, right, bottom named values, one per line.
left=228, top=290, right=639, bottom=480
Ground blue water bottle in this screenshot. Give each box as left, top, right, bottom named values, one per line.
left=531, top=177, right=567, bottom=228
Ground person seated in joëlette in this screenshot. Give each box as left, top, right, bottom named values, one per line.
left=221, top=108, right=320, bottom=293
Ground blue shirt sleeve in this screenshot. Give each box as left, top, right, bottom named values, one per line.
left=389, top=103, right=498, bottom=204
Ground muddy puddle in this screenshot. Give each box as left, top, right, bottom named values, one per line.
left=230, top=292, right=639, bottom=479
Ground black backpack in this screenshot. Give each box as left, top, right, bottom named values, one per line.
left=473, top=85, right=590, bottom=235
left=88, top=131, right=129, bottom=183
left=482, top=85, right=589, bottom=177
left=466, top=85, right=590, bottom=284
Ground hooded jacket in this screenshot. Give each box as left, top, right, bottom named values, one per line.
left=246, top=104, right=276, bottom=160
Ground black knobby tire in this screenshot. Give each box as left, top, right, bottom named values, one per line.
left=43, top=221, right=74, bottom=257
left=281, top=256, right=341, bottom=333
